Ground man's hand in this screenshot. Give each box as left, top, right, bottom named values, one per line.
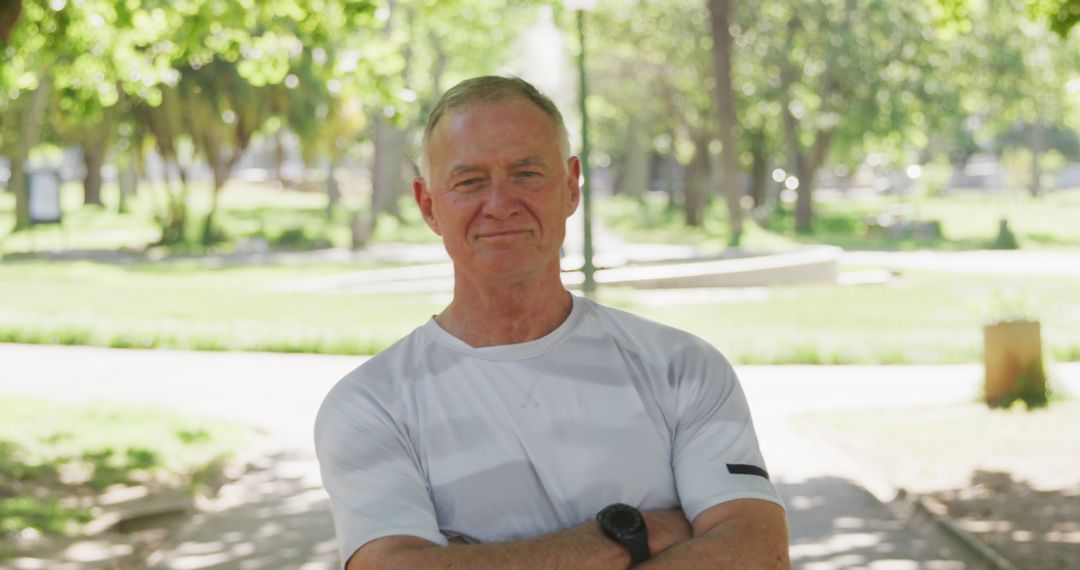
left=642, top=508, right=693, bottom=556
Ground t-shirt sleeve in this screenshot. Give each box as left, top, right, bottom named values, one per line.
left=669, top=340, right=784, bottom=523
left=314, top=378, right=448, bottom=567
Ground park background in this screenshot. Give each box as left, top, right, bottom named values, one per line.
left=1, top=0, right=1079, bottom=568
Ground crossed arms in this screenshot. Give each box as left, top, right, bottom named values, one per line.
left=346, top=498, right=789, bottom=570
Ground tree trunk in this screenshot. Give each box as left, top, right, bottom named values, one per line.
left=116, top=146, right=138, bottom=214
left=200, top=151, right=231, bottom=246
left=794, top=129, right=834, bottom=234
left=706, top=0, right=743, bottom=246
left=365, top=0, right=411, bottom=238
left=159, top=156, right=189, bottom=245
left=368, top=115, right=408, bottom=235
left=660, top=132, right=681, bottom=209
left=82, top=139, right=104, bottom=206
left=135, top=89, right=192, bottom=244
left=795, top=168, right=813, bottom=233
left=430, top=31, right=448, bottom=100
left=11, top=72, right=52, bottom=230
left=326, top=145, right=341, bottom=218
left=622, top=118, right=650, bottom=198
left=1029, top=122, right=1045, bottom=197
left=683, top=135, right=710, bottom=226
left=748, top=128, right=768, bottom=208
left=274, top=128, right=287, bottom=185
left=201, top=181, right=223, bottom=245
left=777, top=14, right=812, bottom=232
left=0, top=0, right=20, bottom=43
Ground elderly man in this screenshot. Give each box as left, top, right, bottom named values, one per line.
left=315, top=75, right=789, bottom=569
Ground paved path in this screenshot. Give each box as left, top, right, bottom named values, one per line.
left=6, top=344, right=1077, bottom=568
left=841, top=249, right=1080, bottom=276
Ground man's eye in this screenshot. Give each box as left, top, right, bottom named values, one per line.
left=516, top=171, right=541, bottom=178
left=455, top=178, right=484, bottom=189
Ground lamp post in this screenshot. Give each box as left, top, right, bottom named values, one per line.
left=565, top=0, right=596, bottom=296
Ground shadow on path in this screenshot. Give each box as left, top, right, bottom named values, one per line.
left=779, top=476, right=992, bottom=570
left=929, top=469, right=1080, bottom=570
left=142, top=449, right=338, bottom=570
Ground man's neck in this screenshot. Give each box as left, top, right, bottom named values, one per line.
left=436, top=272, right=574, bottom=348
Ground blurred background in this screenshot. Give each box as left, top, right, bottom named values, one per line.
left=1, top=0, right=1079, bottom=361
left=1, top=0, right=1079, bottom=568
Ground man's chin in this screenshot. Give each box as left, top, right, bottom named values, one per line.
left=470, top=251, right=559, bottom=278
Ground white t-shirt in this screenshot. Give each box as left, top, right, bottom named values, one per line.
left=314, top=295, right=782, bottom=565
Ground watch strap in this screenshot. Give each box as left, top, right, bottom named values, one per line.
left=597, top=503, right=651, bottom=566
left=624, top=530, right=650, bottom=565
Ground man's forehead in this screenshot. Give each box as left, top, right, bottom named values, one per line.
left=428, top=99, right=560, bottom=174
left=434, top=97, right=554, bottom=133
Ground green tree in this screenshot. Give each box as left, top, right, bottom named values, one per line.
left=754, top=0, right=940, bottom=232
left=589, top=0, right=725, bottom=229
left=940, top=0, right=1080, bottom=195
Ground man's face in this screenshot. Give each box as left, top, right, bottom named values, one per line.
left=414, top=97, right=581, bottom=280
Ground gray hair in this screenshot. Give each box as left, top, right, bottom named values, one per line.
left=418, top=75, right=571, bottom=179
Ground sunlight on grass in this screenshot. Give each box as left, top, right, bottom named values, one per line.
left=0, top=261, right=444, bottom=355
left=2, top=260, right=1076, bottom=364
left=599, top=271, right=1080, bottom=364
left=0, top=395, right=251, bottom=539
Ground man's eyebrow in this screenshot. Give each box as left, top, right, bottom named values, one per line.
left=449, top=164, right=483, bottom=177
left=511, top=156, right=548, bottom=169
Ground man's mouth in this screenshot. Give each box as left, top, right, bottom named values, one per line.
left=476, top=229, right=532, bottom=239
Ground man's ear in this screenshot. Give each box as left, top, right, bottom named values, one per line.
left=413, top=177, right=441, bottom=235
left=565, top=156, right=582, bottom=218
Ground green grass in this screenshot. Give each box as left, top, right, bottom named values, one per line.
left=600, top=271, right=1080, bottom=364
left=599, top=190, right=1080, bottom=252
left=0, top=180, right=438, bottom=256
left=0, top=395, right=250, bottom=540
left=2, top=259, right=1078, bottom=364
left=3, top=182, right=1079, bottom=364
left=0, top=260, right=445, bottom=355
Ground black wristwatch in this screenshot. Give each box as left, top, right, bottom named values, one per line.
left=596, top=503, right=650, bottom=566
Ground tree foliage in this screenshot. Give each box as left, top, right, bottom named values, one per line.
left=2, top=0, right=1079, bottom=245
left=2, top=0, right=389, bottom=239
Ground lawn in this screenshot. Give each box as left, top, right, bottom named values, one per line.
left=604, top=270, right=1080, bottom=364
left=0, top=260, right=445, bottom=354
left=2, top=180, right=1079, bottom=364
left=599, top=189, right=1080, bottom=252
left=2, top=259, right=1078, bottom=364
left=0, top=394, right=250, bottom=544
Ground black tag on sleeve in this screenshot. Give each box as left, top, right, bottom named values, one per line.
left=727, top=463, right=770, bottom=480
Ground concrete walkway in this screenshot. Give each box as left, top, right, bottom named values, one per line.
left=5, top=343, right=1077, bottom=569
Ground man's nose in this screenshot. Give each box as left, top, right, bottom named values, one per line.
left=482, top=177, right=519, bottom=219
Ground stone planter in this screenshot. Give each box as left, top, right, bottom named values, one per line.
left=983, top=319, right=1046, bottom=408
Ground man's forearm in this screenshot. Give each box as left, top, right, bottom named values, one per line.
left=349, top=523, right=630, bottom=570
left=349, top=508, right=693, bottom=570
left=638, top=501, right=790, bottom=570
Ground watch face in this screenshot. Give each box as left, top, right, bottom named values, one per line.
left=609, top=509, right=637, bottom=530
left=601, top=503, right=643, bottom=535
